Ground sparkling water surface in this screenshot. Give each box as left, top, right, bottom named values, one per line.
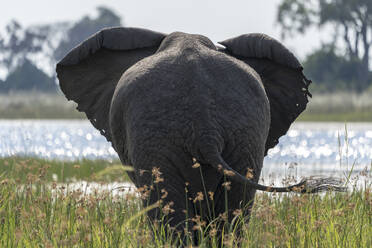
left=1, top=120, right=371, bottom=185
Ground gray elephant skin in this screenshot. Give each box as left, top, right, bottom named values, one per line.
left=56, top=27, right=342, bottom=244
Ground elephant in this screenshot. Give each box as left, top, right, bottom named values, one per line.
left=56, top=27, right=345, bottom=245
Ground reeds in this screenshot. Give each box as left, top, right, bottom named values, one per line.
left=0, top=157, right=370, bottom=247
left=0, top=157, right=130, bottom=183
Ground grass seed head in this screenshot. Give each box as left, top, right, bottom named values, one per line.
left=1, top=179, right=8, bottom=185
left=233, top=209, right=242, bottom=217
left=152, top=167, right=164, bottom=183
left=222, top=181, right=231, bottom=190
left=208, top=191, right=214, bottom=201
left=192, top=162, right=200, bottom=168
left=161, top=188, right=168, bottom=199
left=162, top=201, right=175, bottom=215
left=223, top=169, right=235, bottom=177
left=193, top=192, right=204, bottom=203
left=191, top=215, right=206, bottom=230
left=219, top=212, right=228, bottom=221
left=246, top=168, right=254, bottom=179
left=151, top=167, right=162, bottom=177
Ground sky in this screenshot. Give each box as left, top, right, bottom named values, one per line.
left=0, top=0, right=328, bottom=60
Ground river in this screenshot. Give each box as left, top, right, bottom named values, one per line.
left=1, top=120, right=371, bottom=186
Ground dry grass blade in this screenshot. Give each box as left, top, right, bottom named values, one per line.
left=124, top=201, right=160, bottom=227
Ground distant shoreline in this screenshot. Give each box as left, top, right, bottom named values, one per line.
left=1, top=92, right=371, bottom=121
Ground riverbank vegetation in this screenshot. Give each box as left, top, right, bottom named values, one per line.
left=0, top=157, right=128, bottom=183
left=1, top=91, right=372, bottom=121
left=297, top=91, right=372, bottom=122
left=0, top=157, right=371, bottom=247
left=0, top=93, right=84, bottom=119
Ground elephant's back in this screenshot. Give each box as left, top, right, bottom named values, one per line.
left=193, top=51, right=271, bottom=157
left=109, top=48, right=270, bottom=162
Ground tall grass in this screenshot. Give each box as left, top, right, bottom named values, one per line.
left=0, top=175, right=144, bottom=247
left=0, top=158, right=371, bottom=247
left=0, top=157, right=129, bottom=183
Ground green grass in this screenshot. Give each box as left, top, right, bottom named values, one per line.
left=299, top=91, right=372, bottom=122
left=0, top=157, right=371, bottom=247
left=1, top=92, right=372, bottom=121
left=0, top=157, right=130, bottom=183
left=0, top=92, right=84, bottom=119
left=298, top=110, right=372, bottom=122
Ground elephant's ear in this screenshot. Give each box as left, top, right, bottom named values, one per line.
left=56, top=27, right=166, bottom=143
left=218, top=33, right=311, bottom=154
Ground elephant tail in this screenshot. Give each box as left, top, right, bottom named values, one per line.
left=202, top=151, right=346, bottom=193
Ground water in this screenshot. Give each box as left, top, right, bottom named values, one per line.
left=0, top=120, right=371, bottom=186
left=0, top=120, right=118, bottom=159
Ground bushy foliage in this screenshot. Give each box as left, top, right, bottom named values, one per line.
left=53, top=6, right=121, bottom=61
left=277, top=0, right=372, bottom=92
left=304, top=46, right=371, bottom=92
left=0, top=60, right=56, bottom=92
left=0, top=6, right=122, bottom=93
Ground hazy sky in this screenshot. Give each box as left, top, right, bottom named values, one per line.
left=1, top=0, right=328, bottom=59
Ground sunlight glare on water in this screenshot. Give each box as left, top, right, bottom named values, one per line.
left=0, top=120, right=118, bottom=159
left=0, top=120, right=371, bottom=178
left=0, top=120, right=371, bottom=187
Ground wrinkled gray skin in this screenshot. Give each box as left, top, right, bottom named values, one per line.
left=112, top=32, right=268, bottom=231
left=58, top=27, right=336, bottom=245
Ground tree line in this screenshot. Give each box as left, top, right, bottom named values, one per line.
left=1, top=2, right=371, bottom=93
left=0, top=7, right=122, bottom=93
left=277, top=0, right=372, bottom=92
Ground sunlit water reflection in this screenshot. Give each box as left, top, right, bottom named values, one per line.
left=1, top=120, right=371, bottom=187
left=0, top=120, right=117, bottom=159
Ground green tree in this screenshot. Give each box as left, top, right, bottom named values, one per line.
left=277, top=0, right=372, bottom=91
left=304, top=45, right=368, bottom=91
left=0, top=20, right=53, bottom=72
left=0, top=59, right=56, bottom=92
left=0, top=6, right=122, bottom=92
